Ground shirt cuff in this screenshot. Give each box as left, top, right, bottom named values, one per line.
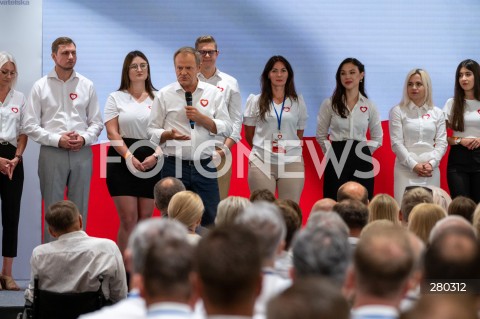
left=49, top=133, right=62, bottom=148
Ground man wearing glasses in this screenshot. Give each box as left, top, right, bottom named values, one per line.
left=195, top=35, right=242, bottom=200
left=148, top=47, right=232, bottom=227
left=23, top=37, right=103, bottom=243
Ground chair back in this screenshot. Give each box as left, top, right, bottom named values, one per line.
left=32, top=275, right=108, bottom=319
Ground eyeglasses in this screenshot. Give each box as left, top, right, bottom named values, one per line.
left=129, top=63, right=148, bottom=70
left=0, top=69, right=16, bottom=77
left=198, top=50, right=218, bottom=56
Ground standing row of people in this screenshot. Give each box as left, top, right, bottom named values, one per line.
left=2, top=34, right=480, bottom=288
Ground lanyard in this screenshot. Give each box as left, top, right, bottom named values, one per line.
left=272, top=96, right=287, bottom=131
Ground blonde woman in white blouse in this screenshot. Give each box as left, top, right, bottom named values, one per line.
left=316, top=58, right=383, bottom=201
left=389, top=69, right=447, bottom=204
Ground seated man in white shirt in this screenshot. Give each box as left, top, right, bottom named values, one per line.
left=25, top=200, right=127, bottom=303
left=79, top=218, right=189, bottom=319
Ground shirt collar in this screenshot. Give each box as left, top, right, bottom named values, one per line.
left=407, top=101, right=429, bottom=111
left=147, top=302, right=192, bottom=316
left=198, top=68, right=221, bottom=81
left=174, top=80, right=206, bottom=94
left=47, top=68, right=77, bottom=81
left=57, top=230, right=88, bottom=241
left=352, top=305, right=399, bottom=317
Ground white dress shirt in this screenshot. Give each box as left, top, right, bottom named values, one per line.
left=148, top=81, right=232, bottom=160
left=0, top=89, right=25, bottom=146
left=316, top=94, right=383, bottom=154
left=104, top=91, right=154, bottom=140
left=25, top=231, right=127, bottom=303
left=79, top=289, right=145, bottom=319
left=243, top=94, right=308, bottom=164
left=389, top=103, right=447, bottom=170
left=23, top=69, right=103, bottom=147
left=147, top=302, right=193, bottom=318
left=254, top=268, right=291, bottom=318
left=198, top=69, right=242, bottom=143
left=443, top=98, right=480, bottom=137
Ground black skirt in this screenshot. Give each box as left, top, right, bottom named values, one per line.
left=106, top=138, right=161, bottom=198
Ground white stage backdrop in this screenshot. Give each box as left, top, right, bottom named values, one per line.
left=0, top=0, right=42, bottom=279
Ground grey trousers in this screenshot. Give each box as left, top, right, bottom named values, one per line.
left=38, top=145, right=92, bottom=242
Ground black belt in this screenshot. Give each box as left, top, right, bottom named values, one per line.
left=0, top=141, right=10, bottom=146
left=164, top=156, right=212, bottom=166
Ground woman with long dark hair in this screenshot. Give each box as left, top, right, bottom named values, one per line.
left=316, top=58, right=383, bottom=200
left=443, top=59, right=480, bottom=203
left=244, top=56, right=308, bottom=203
left=104, top=50, right=161, bottom=254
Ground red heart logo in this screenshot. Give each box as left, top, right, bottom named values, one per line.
left=217, top=86, right=224, bottom=92
left=200, top=99, right=208, bottom=107
left=360, top=106, right=367, bottom=112
left=477, top=109, right=480, bottom=115
left=284, top=106, right=291, bottom=112
left=70, top=93, right=78, bottom=100
left=148, top=105, right=152, bottom=109
left=11, top=107, right=18, bottom=113
left=422, top=113, right=430, bottom=120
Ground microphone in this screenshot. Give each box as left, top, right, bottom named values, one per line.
left=185, top=92, right=194, bottom=129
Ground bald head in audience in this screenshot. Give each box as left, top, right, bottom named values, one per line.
left=154, top=177, right=186, bottom=217
left=337, top=181, right=369, bottom=205
left=311, top=198, right=337, bottom=213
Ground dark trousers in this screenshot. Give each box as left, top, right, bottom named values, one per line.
left=323, top=140, right=374, bottom=201
left=161, top=156, right=220, bottom=226
left=447, top=145, right=480, bottom=203
left=0, top=144, right=23, bottom=257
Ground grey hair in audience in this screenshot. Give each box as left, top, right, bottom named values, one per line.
left=154, top=177, right=186, bottom=215
left=428, top=215, right=477, bottom=244
left=292, top=223, right=351, bottom=286
left=215, top=196, right=251, bottom=226
left=236, top=201, right=286, bottom=262
left=127, top=218, right=188, bottom=274
left=428, top=186, right=452, bottom=212
left=401, top=187, right=433, bottom=223
left=306, top=211, right=349, bottom=236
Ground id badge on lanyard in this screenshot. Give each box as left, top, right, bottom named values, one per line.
left=272, top=97, right=287, bottom=154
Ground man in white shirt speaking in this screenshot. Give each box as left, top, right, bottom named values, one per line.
left=23, top=37, right=103, bottom=242
left=148, top=47, right=232, bottom=227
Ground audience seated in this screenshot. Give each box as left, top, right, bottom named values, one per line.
left=274, top=201, right=302, bottom=279
left=193, top=225, right=262, bottom=318
left=400, top=186, right=433, bottom=227
left=140, top=232, right=195, bottom=318
left=306, top=211, right=349, bottom=235
left=291, top=219, right=351, bottom=287
left=249, top=188, right=277, bottom=203
left=429, top=215, right=477, bottom=243
left=154, top=177, right=186, bottom=217
left=167, top=191, right=204, bottom=245
left=472, top=203, right=480, bottom=235
left=447, top=196, right=476, bottom=222
left=424, top=226, right=480, bottom=284
left=427, top=185, right=452, bottom=212
left=407, top=203, right=446, bottom=244
left=400, top=294, right=478, bottom=319
left=267, top=277, right=350, bottom=319
left=236, top=201, right=290, bottom=317
left=344, top=224, right=414, bottom=319
left=79, top=218, right=189, bottom=319
left=337, top=181, right=369, bottom=205
left=333, top=199, right=369, bottom=247
left=310, top=198, right=337, bottom=214
left=368, top=193, right=400, bottom=225
left=25, top=200, right=127, bottom=303
left=215, top=196, right=251, bottom=226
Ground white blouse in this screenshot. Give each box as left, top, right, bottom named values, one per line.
left=443, top=98, right=480, bottom=138
left=0, top=89, right=25, bottom=146
left=243, top=94, right=308, bottom=164
left=104, top=91, right=154, bottom=140
left=316, top=94, right=383, bottom=154
left=389, top=102, right=447, bottom=170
